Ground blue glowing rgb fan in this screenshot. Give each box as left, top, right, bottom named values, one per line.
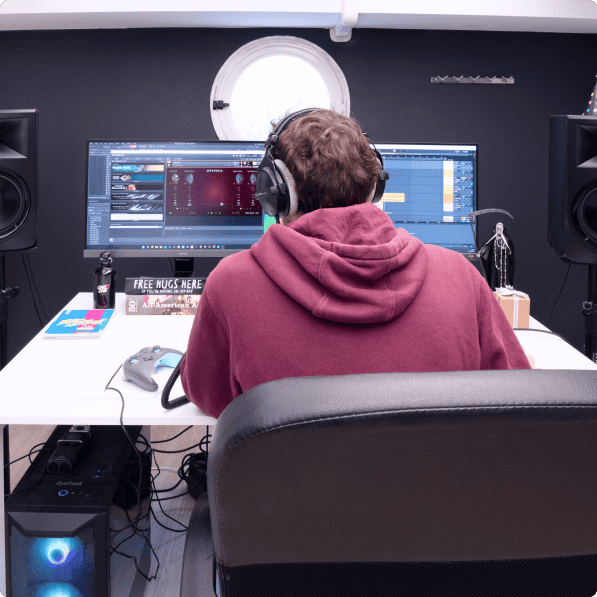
left=9, top=528, right=95, bottom=597
left=35, top=582, right=83, bottom=597
left=38, top=538, right=80, bottom=567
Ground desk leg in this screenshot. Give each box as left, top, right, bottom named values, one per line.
left=1, top=424, right=7, bottom=596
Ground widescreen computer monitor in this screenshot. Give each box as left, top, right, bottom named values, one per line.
left=84, top=140, right=477, bottom=261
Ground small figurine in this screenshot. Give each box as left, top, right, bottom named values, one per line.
left=468, top=208, right=515, bottom=291
left=479, top=222, right=515, bottom=290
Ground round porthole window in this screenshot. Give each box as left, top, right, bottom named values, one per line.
left=211, top=36, right=350, bottom=141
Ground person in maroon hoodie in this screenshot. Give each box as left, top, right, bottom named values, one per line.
left=180, top=109, right=531, bottom=418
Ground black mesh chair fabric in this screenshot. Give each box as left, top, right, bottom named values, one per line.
left=180, top=370, right=597, bottom=597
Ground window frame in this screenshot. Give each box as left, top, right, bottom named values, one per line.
left=210, top=35, right=350, bottom=140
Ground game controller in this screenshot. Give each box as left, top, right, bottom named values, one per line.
left=123, top=346, right=184, bottom=391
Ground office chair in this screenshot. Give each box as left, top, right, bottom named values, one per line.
left=180, top=370, right=597, bottom=597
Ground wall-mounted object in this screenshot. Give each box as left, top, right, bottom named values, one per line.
left=330, top=0, right=358, bottom=42
left=431, top=76, right=514, bottom=84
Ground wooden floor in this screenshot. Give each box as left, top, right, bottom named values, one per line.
left=7, top=423, right=211, bottom=597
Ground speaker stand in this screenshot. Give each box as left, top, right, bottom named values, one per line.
left=2, top=255, right=15, bottom=596
left=0, top=255, right=20, bottom=371
left=0, top=255, right=18, bottom=521
left=583, top=265, right=597, bottom=363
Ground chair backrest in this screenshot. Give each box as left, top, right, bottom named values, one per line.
left=206, top=370, right=597, bottom=597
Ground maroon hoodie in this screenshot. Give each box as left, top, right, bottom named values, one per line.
left=181, top=203, right=530, bottom=418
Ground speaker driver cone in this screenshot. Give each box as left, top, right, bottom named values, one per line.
left=0, top=168, right=30, bottom=241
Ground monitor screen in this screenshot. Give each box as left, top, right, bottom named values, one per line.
left=85, top=140, right=269, bottom=258
left=84, top=140, right=477, bottom=259
left=375, top=144, right=477, bottom=255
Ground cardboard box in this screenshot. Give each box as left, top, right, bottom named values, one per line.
left=493, top=288, right=530, bottom=329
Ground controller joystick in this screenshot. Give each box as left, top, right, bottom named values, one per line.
left=123, top=345, right=184, bottom=391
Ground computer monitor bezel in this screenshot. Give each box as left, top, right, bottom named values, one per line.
left=84, top=139, right=478, bottom=259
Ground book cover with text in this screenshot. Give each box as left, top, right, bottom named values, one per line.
left=44, top=309, right=115, bottom=337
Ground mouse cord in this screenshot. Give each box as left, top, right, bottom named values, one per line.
left=105, top=365, right=160, bottom=582
left=104, top=364, right=196, bottom=578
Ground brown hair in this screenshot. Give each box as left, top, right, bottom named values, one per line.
left=274, top=109, right=379, bottom=214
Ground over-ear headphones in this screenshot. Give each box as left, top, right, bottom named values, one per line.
left=254, top=108, right=389, bottom=219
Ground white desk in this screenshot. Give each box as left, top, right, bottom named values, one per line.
left=0, top=292, right=216, bottom=426
left=513, top=319, right=597, bottom=371
left=1, top=292, right=596, bottom=595
left=4, top=292, right=594, bottom=425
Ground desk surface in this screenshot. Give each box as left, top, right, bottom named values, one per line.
left=0, top=293, right=217, bottom=425
left=512, top=318, right=597, bottom=371
left=1, top=292, right=595, bottom=426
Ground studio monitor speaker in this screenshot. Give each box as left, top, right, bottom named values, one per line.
left=548, top=114, right=597, bottom=264
left=0, top=109, right=38, bottom=253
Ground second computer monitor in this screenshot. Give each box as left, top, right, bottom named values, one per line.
left=375, top=144, right=477, bottom=255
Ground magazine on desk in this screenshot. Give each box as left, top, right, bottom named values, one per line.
left=44, top=309, right=115, bottom=338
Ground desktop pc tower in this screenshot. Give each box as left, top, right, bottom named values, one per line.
left=4, top=425, right=151, bottom=597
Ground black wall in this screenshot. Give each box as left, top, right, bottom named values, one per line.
left=1, top=26, right=596, bottom=362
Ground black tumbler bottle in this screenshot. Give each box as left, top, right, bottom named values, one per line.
left=93, top=251, right=116, bottom=309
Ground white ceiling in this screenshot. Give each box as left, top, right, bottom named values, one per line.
left=1, top=0, right=597, bottom=34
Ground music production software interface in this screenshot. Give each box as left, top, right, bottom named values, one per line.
left=376, top=144, right=477, bottom=253
left=86, top=141, right=267, bottom=252
left=86, top=141, right=477, bottom=253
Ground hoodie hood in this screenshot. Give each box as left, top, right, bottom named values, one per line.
left=250, top=202, right=428, bottom=324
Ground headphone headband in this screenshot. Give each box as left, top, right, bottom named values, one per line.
left=255, top=108, right=389, bottom=219
left=264, top=108, right=319, bottom=154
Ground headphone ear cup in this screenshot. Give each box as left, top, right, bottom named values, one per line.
left=255, top=164, right=278, bottom=217
left=256, top=108, right=315, bottom=218
left=274, top=160, right=298, bottom=217
left=371, top=152, right=389, bottom=203
left=255, top=151, right=289, bottom=217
